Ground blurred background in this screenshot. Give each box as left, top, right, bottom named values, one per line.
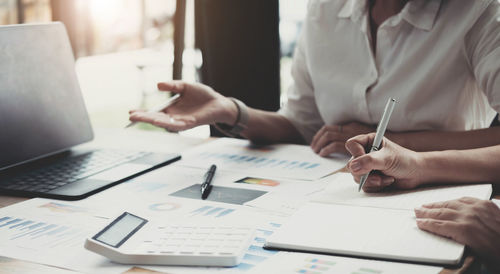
left=0, top=0, right=307, bottom=137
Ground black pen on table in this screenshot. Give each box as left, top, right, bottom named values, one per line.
left=201, top=164, right=216, bottom=199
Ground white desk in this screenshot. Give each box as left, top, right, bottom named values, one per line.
left=0, top=129, right=486, bottom=274
left=0, top=128, right=208, bottom=273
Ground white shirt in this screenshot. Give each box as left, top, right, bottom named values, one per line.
left=279, top=0, right=500, bottom=144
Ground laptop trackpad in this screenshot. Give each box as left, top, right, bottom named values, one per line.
left=89, top=163, right=151, bottom=182
left=49, top=163, right=153, bottom=198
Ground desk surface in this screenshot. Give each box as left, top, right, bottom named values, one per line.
left=0, top=129, right=493, bottom=274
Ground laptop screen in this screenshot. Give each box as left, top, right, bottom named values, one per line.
left=0, top=23, right=93, bottom=171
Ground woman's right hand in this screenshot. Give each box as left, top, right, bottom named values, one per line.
left=129, top=81, right=237, bottom=132
left=345, top=133, right=423, bottom=192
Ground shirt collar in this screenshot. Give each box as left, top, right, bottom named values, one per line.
left=337, top=0, right=367, bottom=23
left=338, top=0, right=442, bottom=31
left=401, top=0, right=442, bottom=31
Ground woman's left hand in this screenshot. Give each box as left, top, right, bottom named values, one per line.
left=311, top=122, right=375, bottom=156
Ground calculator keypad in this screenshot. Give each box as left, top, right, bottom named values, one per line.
left=138, top=225, right=254, bottom=257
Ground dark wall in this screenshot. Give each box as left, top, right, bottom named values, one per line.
left=194, top=0, right=281, bottom=135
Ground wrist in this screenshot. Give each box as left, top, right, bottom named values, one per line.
left=214, top=97, right=249, bottom=137
left=412, top=152, right=427, bottom=186
left=415, top=151, right=441, bottom=185
left=219, top=96, right=239, bottom=125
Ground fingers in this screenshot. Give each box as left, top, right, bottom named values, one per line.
left=345, top=133, right=376, bottom=158
left=157, top=81, right=187, bottom=94
left=422, top=199, right=467, bottom=210
left=311, top=125, right=340, bottom=149
left=129, top=109, right=143, bottom=114
left=129, top=111, right=196, bottom=131
left=457, top=197, right=481, bottom=204
left=361, top=174, right=395, bottom=192
left=311, top=126, right=347, bottom=154
left=415, top=198, right=498, bottom=251
left=347, top=149, right=392, bottom=175
left=414, top=207, right=460, bottom=221
left=317, top=142, right=348, bottom=156
left=416, top=219, right=460, bottom=240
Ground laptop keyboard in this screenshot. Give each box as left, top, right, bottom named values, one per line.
left=1, top=150, right=151, bottom=193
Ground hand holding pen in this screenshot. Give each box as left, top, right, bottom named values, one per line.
left=346, top=98, right=396, bottom=192
left=346, top=133, right=424, bottom=192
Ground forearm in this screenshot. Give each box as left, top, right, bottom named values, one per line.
left=241, top=108, right=305, bottom=144
left=216, top=97, right=304, bottom=144
left=417, top=145, right=500, bottom=185
left=386, top=127, right=500, bottom=152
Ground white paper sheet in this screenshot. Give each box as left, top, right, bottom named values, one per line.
left=492, top=199, right=500, bottom=208
left=179, top=138, right=349, bottom=180
left=248, top=252, right=442, bottom=274
left=265, top=202, right=464, bottom=265
left=244, top=176, right=330, bottom=216
left=0, top=198, right=128, bottom=273
left=312, top=172, right=493, bottom=210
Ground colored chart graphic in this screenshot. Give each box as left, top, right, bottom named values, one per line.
left=170, top=184, right=267, bottom=205
left=149, top=202, right=181, bottom=212
left=295, top=258, right=337, bottom=274
left=39, top=202, right=88, bottom=214
left=236, top=177, right=280, bottom=187
left=189, top=206, right=235, bottom=218
left=0, top=216, right=88, bottom=248
left=234, top=222, right=281, bottom=271
left=183, top=138, right=347, bottom=181
left=198, top=152, right=321, bottom=171
left=295, top=258, right=386, bottom=274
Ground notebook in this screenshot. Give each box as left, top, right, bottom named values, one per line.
left=265, top=172, right=493, bottom=266
left=0, top=23, right=180, bottom=200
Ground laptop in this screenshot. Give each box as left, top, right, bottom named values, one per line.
left=0, top=23, right=180, bottom=200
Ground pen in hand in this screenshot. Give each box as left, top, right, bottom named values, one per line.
left=125, top=93, right=181, bottom=128
left=358, top=98, right=396, bottom=192
left=201, top=164, right=216, bottom=199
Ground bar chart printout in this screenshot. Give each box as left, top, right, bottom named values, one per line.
left=248, top=253, right=442, bottom=274
left=181, top=138, right=349, bottom=180
left=0, top=205, right=130, bottom=273
left=0, top=215, right=89, bottom=248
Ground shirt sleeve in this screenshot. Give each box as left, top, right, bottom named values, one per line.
left=465, top=1, right=500, bottom=120
left=278, top=13, right=324, bottom=144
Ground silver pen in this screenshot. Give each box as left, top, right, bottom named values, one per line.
left=358, top=98, right=396, bottom=192
left=125, top=93, right=181, bottom=128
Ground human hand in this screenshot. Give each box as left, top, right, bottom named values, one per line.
left=415, top=197, right=500, bottom=271
left=345, top=133, right=422, bottom=192
left=129, top=81, right=237, bottom=132
left=311, top=122, right=375, bottom=156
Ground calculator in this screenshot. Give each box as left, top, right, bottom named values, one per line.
left=84, top=212, right=256, bottom=266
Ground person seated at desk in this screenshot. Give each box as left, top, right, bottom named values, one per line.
left=130, top=0, right=500, bottom=155
left=345, top=133, right=500, bottom=271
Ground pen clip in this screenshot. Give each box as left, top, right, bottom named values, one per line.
left=201, top=185, right=212, bottom=200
